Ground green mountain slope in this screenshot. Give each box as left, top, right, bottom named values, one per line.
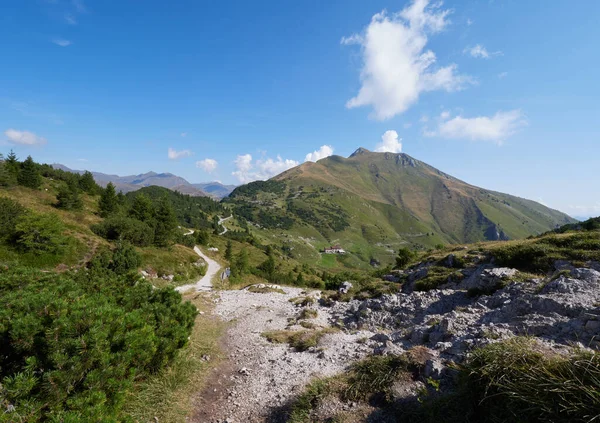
left=226, top=149, right=576, bottom=266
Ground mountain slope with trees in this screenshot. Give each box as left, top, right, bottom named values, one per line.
left=226, top=149, right=576, bottom=267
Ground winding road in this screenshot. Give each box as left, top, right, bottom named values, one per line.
left=175, top=216, right=231, bottom=293
left=218, top=215, right=232, bottom=235
left=175, top=246, right=221, bottom=293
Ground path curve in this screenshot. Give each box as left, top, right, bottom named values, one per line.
left=218, top=215, right=232, bottom=236
left=175, top=246, right=221, bottom=293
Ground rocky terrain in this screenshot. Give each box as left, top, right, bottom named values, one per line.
left=192, top=257, right=600, bottom=422
left=333, top=260, right=600, bottom=376
left=191, top=286, right=376, bottom=423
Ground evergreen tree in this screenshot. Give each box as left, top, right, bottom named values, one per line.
left=259, top=254, right=276, bottom=281
left=0, top=197, right=26, bottom=242
left=99, top=182, right=118, bottom=217
left=5, top=150, right=20, bottom=180
left=231, top=249, right=249, bottom=277
left=212, top=215, right=221, bottom=235
left=225, top=240, right=233, bottom=261
left=396, top=247, right=415, bottom=269
left=0, top=154, right=16, bottom=186
left=128, top=193, right=155, bottom=223
left=153, top=196, right=177, bottom=247
left=56, top=180, right=83, bottom=210
left=116, top=191, right=127, bottom=207
left=195, top=229, right=210, bottom=246
left=79, top=171, right=98, bottom=194
left=296, top=272, right=304, bottom=286
left=17, top=155, right=42, bottom=189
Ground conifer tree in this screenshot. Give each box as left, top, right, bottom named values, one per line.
left=153, top=196, right=177, bottom=247
left=79, top=171, right=97, bottom=194
left=99, top=182, right=118, bottom=217
left=56, top=180, right=83, bottom=210
left=4, top=150, right=20, bottom=180
left=129, top=193, right=155, bottom=223
left=17, top=155, right=42, bottom=189
left=0, top=154, right=16, bottom=186
left=225, top=240, right=233, bottom=261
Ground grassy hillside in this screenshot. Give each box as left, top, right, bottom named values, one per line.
left=225, top=149, right=576, bottom=269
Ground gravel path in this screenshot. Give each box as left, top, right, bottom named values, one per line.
left=175, top=247, right=220, bottom=293
left=191, top=286, right=375, bottom=423
left=218, top=215, right=232, bottom=236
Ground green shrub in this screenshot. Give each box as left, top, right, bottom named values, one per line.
left=0, top=197, right=26, bottom=242
left=0, top=266, right=196, bottom=422
left=13, top=212, right=66, bottom=254
left=110, top=241, right=141, bottom=274
left=92, top=216, right=155, bottom=246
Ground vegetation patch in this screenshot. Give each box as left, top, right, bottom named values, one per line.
left=414, top=266, right=464, bottom=291
left=262, top=328, right=337, bottom=351
left=247, top=284, right=286, bottom=294
left=492, top=231, right=600, bottom=273
left=0, top=265, right=196, bottom=422
left=298, top=308, right=318, bottom=319
left=286, top=338, right=600, bottom=423
left=121, top=293, right=225, bottom=423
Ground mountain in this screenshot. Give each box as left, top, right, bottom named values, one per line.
left=51, top=164, right=237, bottom=198
left=192, top=182, right=237, bottom=198
left=226, top=149, right=576, bottom=263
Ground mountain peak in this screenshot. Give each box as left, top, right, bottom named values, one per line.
left=349, top=147, right=371, bottom=157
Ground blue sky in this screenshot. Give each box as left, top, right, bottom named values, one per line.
left=1, top=0, right=599, bottom=218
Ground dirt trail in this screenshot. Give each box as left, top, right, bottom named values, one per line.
left=190, top=286, right=375, bottom=423
left=175, top=247, right=221, bottom=293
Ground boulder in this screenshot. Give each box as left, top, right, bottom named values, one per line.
left=339, top=281, right=353, bottom=294
left=461, top=266, right=518, bottom=293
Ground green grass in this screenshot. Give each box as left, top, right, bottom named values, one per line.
left=139, top=244, right=206, bottom=287
left=492, top=231, right=600, bottom=273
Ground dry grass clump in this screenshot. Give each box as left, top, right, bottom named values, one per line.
left=262, top=327, right=337, bottom=351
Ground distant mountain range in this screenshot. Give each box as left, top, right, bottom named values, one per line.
left=52, top=164, right=236, bottom=199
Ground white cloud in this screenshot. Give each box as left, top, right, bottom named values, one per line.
left=4, top=129, right=47, bottom=146
left=167, top=147, right=193, bottom=160
left=464, top=44, right=502, bottom=59
left=375, top=130, right=403, bottom=153
left=403, top=122, right=412, bottom=129
left=65, top=14, right=77, bottom=25
left=52, top=38, right=72, bottom=47
left=196, top=158, right=218, bottom=173
left=180, top=132, right=187, bottom=137
left=466, top=18, right=473, bottom=26
left=427, top=110, right=527, bottom=144
left=72, top=0, right=86, bottom=13
left=498, top=71, right=508, bottom=79
left=232, top=153, right=299, bottom=183
left=77, top=158, right=88, bottom=162
left=342, top=0, right=472, bottom=120
left=305, top=145, right=334, bottom=162
left=440, top=110, right=451, bottom=119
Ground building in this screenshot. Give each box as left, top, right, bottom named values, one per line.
left=323, top=245, right=346, bottom=254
